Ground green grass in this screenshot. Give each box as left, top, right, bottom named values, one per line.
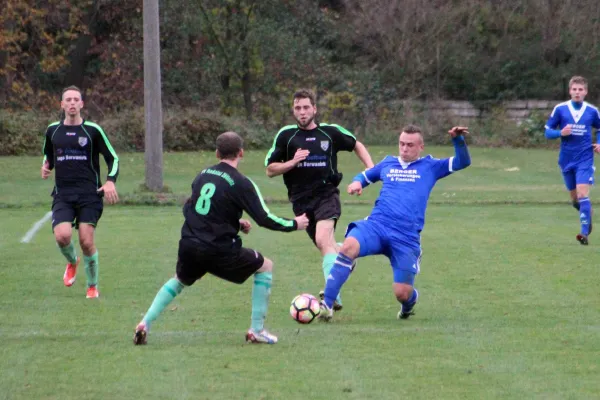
left=1, top=146, right=600, bottom=399
left=0, top=145, right=569, bottom=207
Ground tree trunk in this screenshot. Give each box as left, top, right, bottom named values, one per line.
left=241, top=44, right=252, bottom=121
left=143, top=0, right=164, bottom=192
left=65, top=1, right=100, bottom=88
left=219, top=5, right=233, bottom=114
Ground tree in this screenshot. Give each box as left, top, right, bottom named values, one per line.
left=197, top=0, right=257, bottom=120
left=143, top=0, right=164, bottom=191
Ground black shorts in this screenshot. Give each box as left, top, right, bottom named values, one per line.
left=51, top=193, right=104, bottom=230
left=175, top=239, right=265, bottom=286
left=292, top=190, right=341, bottom=244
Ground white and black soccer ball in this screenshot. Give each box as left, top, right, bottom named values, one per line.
left=290, top=293, right=321, bottom=324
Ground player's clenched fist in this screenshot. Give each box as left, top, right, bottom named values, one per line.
left=448, top=126, right=469, bottom=138
left=347, top=181, right=363, bottom=196
left=239, top=219, right=252, bottom=234
left=292, top=149, right=310, bottom=165
left=294, top=213, right=309, bottom=230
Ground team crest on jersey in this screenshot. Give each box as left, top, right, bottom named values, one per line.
left=320, top=140, right=329, bottom=151
left=78, top=137, right=88, bottom=147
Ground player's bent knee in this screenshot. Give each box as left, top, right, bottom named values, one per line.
left=577, top=190, right=590, bottom=199
left=78, top=235, right=94, bottom=252
left=340, top=237, right=360, bottom=259
left=53, top=225, right=72, bottom=246
left=315, top=234, right=337, bottom=254
left=55, top=236, right=71, bottom=247
left=257, top=257, right=273, bottom=273
left=79, top=239, right=95, bottom=253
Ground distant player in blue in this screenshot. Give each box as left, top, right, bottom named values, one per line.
left=319, top=125, right=471, bottom=321
left=545, top=75, right=600, bottom=245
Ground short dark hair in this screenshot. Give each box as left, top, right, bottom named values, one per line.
left=293, top=89, right=316, bottom=106
left=401, top=124, right=423, bottom=134
left=62, top=85, right=83, bottom=100
left=216, top=131, right=244, bottom=160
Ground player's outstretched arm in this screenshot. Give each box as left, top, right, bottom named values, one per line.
left=448, top=126, right=471, bottom=171
left=240, top=178, right=299, bottom=232
left=348, top=160, right=385, bottom=195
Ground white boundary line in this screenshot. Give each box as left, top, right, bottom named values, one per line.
left=20, top=211, right=52, bottom=243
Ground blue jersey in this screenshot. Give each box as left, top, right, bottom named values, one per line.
left=545, top=101, right=600, bottom=167
left=354, top=137, right=471, bottom=237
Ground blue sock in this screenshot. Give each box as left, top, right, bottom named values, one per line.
left=579, top=197, right=591, bottom=235
left=573, top=201, right=580, bottom=211
left=402, top=288, right=418, bottom=305
left=323, top=253, right=353, bottom=309
left=251, top=271, right=272, bottom=332
left=322, top=253, right=342, bottom=305
left=401, top=288, right=419, bottom=312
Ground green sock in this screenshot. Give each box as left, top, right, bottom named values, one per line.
left=142, top=278, right=185, bottom=327
left=59, top=242, right=78, bottom=264
left=84, top=251, right=99, bottom=288
left=251, top=271, right=272, bottom=332
left=323, top=253, right=342, bottom=305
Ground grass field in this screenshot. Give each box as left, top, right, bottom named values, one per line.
left=1, top=145, right=600, bottom=400
left=0, top=145, right=568, bottom=207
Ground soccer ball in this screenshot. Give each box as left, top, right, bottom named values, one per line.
left=290, top=293, right=321, bottom=324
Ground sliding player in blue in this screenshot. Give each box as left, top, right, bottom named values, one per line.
left=544, top=75, right=600, bottom=245
left=320, top=125, right=471, bottom=321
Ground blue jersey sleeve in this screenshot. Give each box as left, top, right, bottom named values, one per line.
left=430, top=158, right=454, bottom=180
left=431, top=136, right=471, bottom=180
left=352, top=158, right=386, bottom=187
left=545, top=106, right=562, bottom=139
left=593, top=107, right=600, bottom=130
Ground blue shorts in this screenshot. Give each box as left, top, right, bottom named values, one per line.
left=346, top=219, right=420, bottom=285
left=561, top=163, right=595, bottom=191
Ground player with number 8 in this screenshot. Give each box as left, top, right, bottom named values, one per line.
left=133, top=131, right=309, bottom=345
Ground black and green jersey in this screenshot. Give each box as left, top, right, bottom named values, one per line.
left=42, top=120, right=119, bottom=195
left=264, top=123, right=357, bottom=201
left=182, top=162, right=297, bottom=251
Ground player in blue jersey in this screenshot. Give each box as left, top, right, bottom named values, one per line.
left=319, top=125, right=471, bottom=321
left=545, top=76, right=600, bottom=245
